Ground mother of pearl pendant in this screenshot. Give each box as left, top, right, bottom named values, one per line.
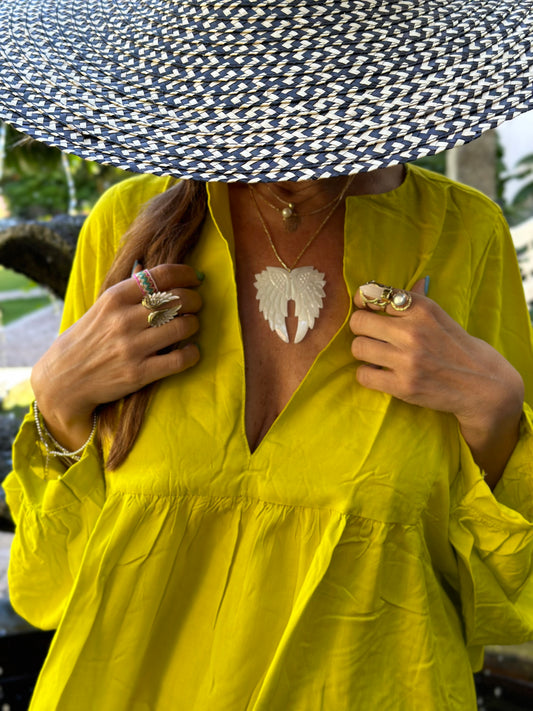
left=254, top=265, right=326, bottom=343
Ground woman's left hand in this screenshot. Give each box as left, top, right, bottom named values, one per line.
left=349, top=279, right=525, bottom=486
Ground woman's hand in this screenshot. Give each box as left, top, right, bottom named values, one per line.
left=350, top=280, right=524, bottom=486
left=31, top=264, right=203, bottom=451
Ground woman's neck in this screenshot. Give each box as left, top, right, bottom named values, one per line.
left=249, top=164, right=406, bottom=207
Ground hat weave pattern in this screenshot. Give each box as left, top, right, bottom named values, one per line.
left=0, top=0, right=531, bottom=181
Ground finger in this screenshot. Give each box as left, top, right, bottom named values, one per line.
left=411, top=277, right=429, bottom=296
left=126, top=264, right=203, bottom=303
left=141, top=342, right=201, bottom=384
left=349, top=308, right=406, bottom=342
left=350, top=299, right=441, bottom=356
left=136, top=287, right=202, bottom=318
left=149, top=264, right=204, bottom=290
left=134, top=289, right=201, bottom=337
left=172, top=287, right=202, bottom=314
left=139, top=313, right=200, bottom=352
left=351, top=335, right=398, bottom=368
left=356, top=363, right=399, bottom=395
left=353, top=281, right=415, bottom=316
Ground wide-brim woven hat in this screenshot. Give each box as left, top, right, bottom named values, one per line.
left=0, top=0, right=532, bottom=182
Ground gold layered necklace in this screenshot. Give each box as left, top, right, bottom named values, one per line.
left=249, top=175, right=354, bottom=344
left=254, top=182, right=347, bottom=232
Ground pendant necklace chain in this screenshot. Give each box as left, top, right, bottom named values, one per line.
left=249, top=174, right=355, bottom=271
left=254, top=182, right=347, bottom=231
left=249, top=175, right=355, bottom=344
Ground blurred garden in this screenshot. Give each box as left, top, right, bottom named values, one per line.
left=0, top=124, right=129, bottom=402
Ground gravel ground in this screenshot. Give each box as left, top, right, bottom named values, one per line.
left=0, top=301, right=62, bottom=366
left=0, top=302, right=62, bottom=398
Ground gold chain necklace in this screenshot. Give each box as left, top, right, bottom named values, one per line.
left=249, top=175, right=354, bottom=343
left=253, top=182, right=347, bottom=232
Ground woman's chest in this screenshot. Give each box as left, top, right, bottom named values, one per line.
left=235, top=254, right=350, bottom=451
left=230, top=205, right=351, bottom=450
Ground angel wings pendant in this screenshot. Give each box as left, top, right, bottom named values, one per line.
left=254, top=266, right=326, bottom=343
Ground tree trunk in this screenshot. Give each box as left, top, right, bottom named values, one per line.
left=0, top=215, right=84, bottom=298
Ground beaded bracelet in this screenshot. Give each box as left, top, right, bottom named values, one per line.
left=33, top=400, right=98, bottom=464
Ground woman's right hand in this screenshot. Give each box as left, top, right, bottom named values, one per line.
left=31, top=264, right=203, bottom=451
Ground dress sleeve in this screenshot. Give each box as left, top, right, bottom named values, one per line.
left=1, top=181, right=127, bottom=629
left=3, top=414, right=105, bottom=630
left=448, top=212, right=533, bottom=657
left=464, top=210, right=533, bottom=515
left=3, top=174, right=173, bottom=630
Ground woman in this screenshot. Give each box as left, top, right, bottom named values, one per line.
left=2, top=1, right=533, bottom=709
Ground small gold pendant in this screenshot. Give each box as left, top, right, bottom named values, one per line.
left=281, top=204, right=299, bottom=232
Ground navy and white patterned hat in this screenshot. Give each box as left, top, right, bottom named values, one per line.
left=0, top=0, right=532, bottom=182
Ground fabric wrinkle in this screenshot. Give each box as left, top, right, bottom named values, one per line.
left=3, top=166, right=533, bottom=710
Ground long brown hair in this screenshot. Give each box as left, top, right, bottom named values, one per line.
left=97, top=179, right=208, bottom=470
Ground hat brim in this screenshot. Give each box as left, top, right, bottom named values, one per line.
left=0, top=0, right=532, bottom=182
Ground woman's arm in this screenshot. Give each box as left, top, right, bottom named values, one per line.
left=349, top=209, right=533, bottom=488
left=4, top=175, right=202, bottom=627
left=31, top=263, right=202, bottom=452
left=350, top=278, right=524, bottom=487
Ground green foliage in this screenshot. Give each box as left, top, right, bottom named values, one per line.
left=0, top=125, right=130, bottom=218
left=509, top=153, right=533, bottom=209
left=0, top=266, right=37, bottom=292
left=495, top=135, right=507, bottom=210
left=3, top=169, right=68, bottom=220
left=413, top=152, right=446, bottom=176
left=0, top=297, right=51, bottom=325
left=497, top=142, right=533, bottom=226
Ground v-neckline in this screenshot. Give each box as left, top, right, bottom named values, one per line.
left=238, top=296, right=354, bottom=461
left=207, top=182, right=353, bottom=461
left=204, top=166, right=432, bottom=462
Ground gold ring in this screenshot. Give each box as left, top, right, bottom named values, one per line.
left=141, top=291, right=182, bottom=327
left=389, top=290, right=412, bottom=311
left=359, top=281, right=413, bottom=312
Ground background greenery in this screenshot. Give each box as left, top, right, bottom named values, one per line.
left=0, top=125, right=532, bottom=325
left=0, top=266, right=51, bottom=325
left=2, top=125, right=533, bottom=222
left=0, top=125, right=129, bottom=219
left=0, top=126, right=130, bottom=327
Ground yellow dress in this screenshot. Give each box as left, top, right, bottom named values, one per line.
left=4, top=165, right=533, bottom=711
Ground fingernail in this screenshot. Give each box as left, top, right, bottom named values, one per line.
left=131, top=259, right=141, bottom=277
left=424, top=275, right=430, bottom=296
left=195, top=269, right=205, bottom=282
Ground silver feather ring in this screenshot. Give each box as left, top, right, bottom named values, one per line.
left=141, top=291, right=182, bottom=327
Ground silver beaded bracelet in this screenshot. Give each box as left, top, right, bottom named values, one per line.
left=33, top=400, right=98, bottom=464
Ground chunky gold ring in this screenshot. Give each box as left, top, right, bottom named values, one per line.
left=359, top=280, right=413, bottom=312
left=389, top=289, right=412, bottom=311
